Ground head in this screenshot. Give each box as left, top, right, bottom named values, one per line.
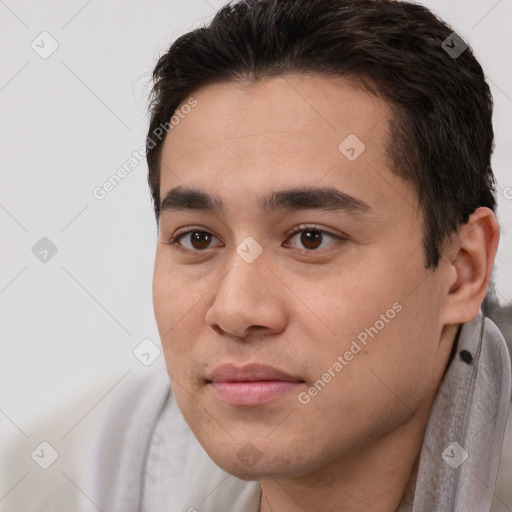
left=148, top=0, right=499, bottom=483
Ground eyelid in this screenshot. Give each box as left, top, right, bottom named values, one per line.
left=285, top=224, right=346, bottom=239
left=166, top=226, right=223, bottom=249
left=284, top=224, right=347, bottom=249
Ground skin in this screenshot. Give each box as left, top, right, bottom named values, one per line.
left=152, top=73, right=499, bottom=512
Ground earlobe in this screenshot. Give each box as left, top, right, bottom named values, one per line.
left=441, top=207, right=500, bottom=325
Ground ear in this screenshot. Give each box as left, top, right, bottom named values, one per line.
left=441, top=207, right=500, bottom=325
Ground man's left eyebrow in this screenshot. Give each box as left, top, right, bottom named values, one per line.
left=159, top=186, right=372, bottom=215
left=258, top=187, right=372, bottom=215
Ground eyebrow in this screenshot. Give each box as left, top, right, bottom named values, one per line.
left=160, top=185, right=371, bottom=216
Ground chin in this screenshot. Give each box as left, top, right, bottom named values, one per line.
left=201, top=438, right=317, bottom=482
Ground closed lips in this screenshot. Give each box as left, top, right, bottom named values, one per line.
left=207, top=363, right=304, bottom=383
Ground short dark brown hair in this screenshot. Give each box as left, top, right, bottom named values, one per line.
left=146, top=0, right=496, bottom=268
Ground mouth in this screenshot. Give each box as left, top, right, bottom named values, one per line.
left=207, top=363, right=305, bottom=406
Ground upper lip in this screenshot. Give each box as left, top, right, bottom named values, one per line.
left=207, top=363, right=303, bottom=382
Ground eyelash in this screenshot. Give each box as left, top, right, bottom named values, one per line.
left=165, top=224, right=347, bottom=252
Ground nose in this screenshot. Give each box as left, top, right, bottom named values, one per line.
left=205, top=252, right=288, bottom=341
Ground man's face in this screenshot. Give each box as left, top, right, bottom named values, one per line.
left=153, top=74, right=452, bottom=480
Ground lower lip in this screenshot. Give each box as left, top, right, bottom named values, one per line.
left=210, top=380, right=302, bottom=405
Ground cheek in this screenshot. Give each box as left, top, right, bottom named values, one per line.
left=294, top=314, right=439, bottom=458
left=152, top=257, right=174, bottom=332
left=152, top=250, right=194, bottom=328
left=152, top=254, right=191, bottom=361
left=342, top=300, right=441, bottom=410
left=303, top=267, right=444, bottom=412
left=152, top=252, right=212, bottom=376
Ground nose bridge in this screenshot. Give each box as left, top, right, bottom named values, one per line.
left=218, top=246, right=269, bottom=308
left=218, top=231, right=268, bottom=293
left=206, top=244, right=286, bottom=338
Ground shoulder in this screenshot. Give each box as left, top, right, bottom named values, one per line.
left=0, top=368, right=170, bottom=512
left=486, top=314, right=512, bottom=511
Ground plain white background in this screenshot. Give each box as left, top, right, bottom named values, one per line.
left=0, top=0, right=511, bottom=492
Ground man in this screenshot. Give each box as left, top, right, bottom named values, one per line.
left=142, top=0, right=511, bottom=510
left=3, top=0, right=510, bottom=511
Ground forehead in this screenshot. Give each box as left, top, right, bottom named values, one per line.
left=158, top=73, right=417, bottom=218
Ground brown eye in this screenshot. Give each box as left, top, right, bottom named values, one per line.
left=300, top=230, right=323, bottom=250
left=286, top=226, right=343, bottom=251
left=170, top=229, right=222, bottom=251
left=189, top=231, right=212, bottom=250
